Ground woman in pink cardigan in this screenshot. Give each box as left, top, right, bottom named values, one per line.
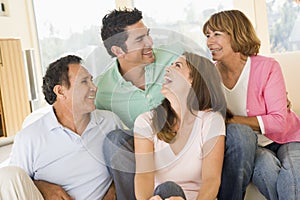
left=203, top=10, right=300, bottom=200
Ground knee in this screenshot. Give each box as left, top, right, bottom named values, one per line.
left=103, top=129, right=135, bottom=166
left=157, top=181, right=180, bottom=190
left=0, top=166, right=28, bottom=184
left=103, top=129, right=133, bottom=153
left=254, top=149, right=280, bottom=175
left=255, top=149, right=279, bottom=166
left=105, top=129, right=133, bottom=146
left=154, top=181, right=186, bottom=199
left=226, top=124, right=257, bottom=150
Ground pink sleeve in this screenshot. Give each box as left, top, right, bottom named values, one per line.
left=260, top=60, right=288, bottom=134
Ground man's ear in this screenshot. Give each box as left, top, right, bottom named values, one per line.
left=111, top=46, right=125, bottom=57
left=53, top=85, right=65, bottom=99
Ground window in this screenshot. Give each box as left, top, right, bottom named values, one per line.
left=32, top=0, right=115, bottom=76
left=33, top=0, right=234, bottom=74
left=266, top=0, right=300, bottom=53
left=134, top=0, right=233, bottom=58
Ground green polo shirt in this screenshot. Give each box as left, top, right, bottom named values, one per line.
left=94, top=44, right=184, bottom=129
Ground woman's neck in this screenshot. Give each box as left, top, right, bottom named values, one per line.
left=217, top=54, right=248, bottom=89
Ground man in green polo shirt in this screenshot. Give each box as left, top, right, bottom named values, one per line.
left=94, top=11, right=183, bottom=129
left=94, top=8, right=185, bottom=200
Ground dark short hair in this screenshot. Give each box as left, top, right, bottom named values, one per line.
left=42, top=55, right=82, bottom=104
left=101, top=7, right=143, bottom=57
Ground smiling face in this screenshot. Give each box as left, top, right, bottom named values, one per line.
left=63, top=64, right=97, bottom=115
left=205, top=27, right=235, bottom=62
left=120, top=20, right=154, bottom=67
left=161, top=56, right=192, bottom=100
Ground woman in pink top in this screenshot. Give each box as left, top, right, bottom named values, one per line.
left=203, top=10, right=300, bottom=200
left=134, top=52, right=227, bottom=200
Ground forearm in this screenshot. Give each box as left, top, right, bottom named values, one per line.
left=34, top=180, right=73, bottom=200
left=197, top=178, right=220, bottom=200
left=103, top=182, right=116, bottom=200
left=228, top=115, right=261, bottom=131
left=135, top=173, right=154, bottom=200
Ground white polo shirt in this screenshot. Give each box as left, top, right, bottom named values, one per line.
left=9, top=107, right=123, bottom=200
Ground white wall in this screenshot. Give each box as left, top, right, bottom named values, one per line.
left=272, top=52, right=300, bottom=115
left=0, top=0, right=43, bottom=110
left=0, top=0, right=37, bottom=49
left=238, top=0, right=300, bottom=115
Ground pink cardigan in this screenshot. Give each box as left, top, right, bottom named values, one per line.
left=247, top=55, right=300, bottom=143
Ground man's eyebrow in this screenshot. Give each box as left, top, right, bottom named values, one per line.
left=134, top=28, right=149, bottom=41
left=135, top=34, right=146, bottom=41
left=81, top=74, right=92, bottom=80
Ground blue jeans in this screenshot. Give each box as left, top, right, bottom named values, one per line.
left=252, top=142, right=300, bottom=200
left=218, top=124, right=257, bottom=200
left=154, top=181, right=186, bottom=199
left=103, top=129, right=136, bottom=200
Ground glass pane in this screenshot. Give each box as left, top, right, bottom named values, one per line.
left=33, top=0, right=115, bottom=76
left=266, top=0, right=300, bottom=53
left=134, top=0, right=233, bottom=58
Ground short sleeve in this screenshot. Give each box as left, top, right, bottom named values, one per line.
left=134, top=111, right=155, bottom=141
left=201, top=112, right=226, bottom=144
left=9, top=131, right=34, bottom=178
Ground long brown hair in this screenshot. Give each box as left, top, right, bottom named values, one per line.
left=155, top=52, right=226, bottom=143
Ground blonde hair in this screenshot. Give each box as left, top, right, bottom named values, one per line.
left=203, top=10, right=261, bottom=56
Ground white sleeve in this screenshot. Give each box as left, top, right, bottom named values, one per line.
left=134, top=111, right=155, bottom=140
left=9, top=131, right=34, bottom=178
left=256, top=116, right=265, bottom=134
left=202, top=112, right=226, bottom=144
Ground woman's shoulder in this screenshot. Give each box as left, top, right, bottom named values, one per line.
left=250, top=55, right=280, bottom=67
left=196, top=110, right=224, bottom=121
left=134, top=111, right=156, bottom=138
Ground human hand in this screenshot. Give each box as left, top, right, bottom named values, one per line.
left=34, top=180, right=75, bottom=200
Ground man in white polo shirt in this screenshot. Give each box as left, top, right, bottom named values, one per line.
left=0, top=55, right=122, bottom=200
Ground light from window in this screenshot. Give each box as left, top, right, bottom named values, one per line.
left=266, top=0, right=300, bottom=53
left=33, top=0, right=115, bottom=76
left=134, top=0, right=233, bottom=58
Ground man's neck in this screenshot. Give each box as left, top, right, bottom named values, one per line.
left=118, top=60, right=146, bottom=90
left=53, top=104, right=90, bottom=136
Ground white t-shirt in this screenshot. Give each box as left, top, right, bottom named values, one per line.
left=223, top=58, right=272, bottom=146
left=134, top=110, right=225, bottom=200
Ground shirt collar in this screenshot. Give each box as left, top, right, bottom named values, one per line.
left=46, top=107, right=104, bottom=134
left=113, top=51, right=157, bottom=85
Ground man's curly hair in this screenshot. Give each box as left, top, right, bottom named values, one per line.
left=42, top=55, right=82, bottom=104
left=101, top=7, right=143, bottom=57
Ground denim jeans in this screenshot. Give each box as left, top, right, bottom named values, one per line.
left=252, top=142, right=300, bottom=200
left=103, top=129, right=136, bottom=200
left=154, top=181, right=186, bottom=200
left=218, top=123, right=258, bottom=200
